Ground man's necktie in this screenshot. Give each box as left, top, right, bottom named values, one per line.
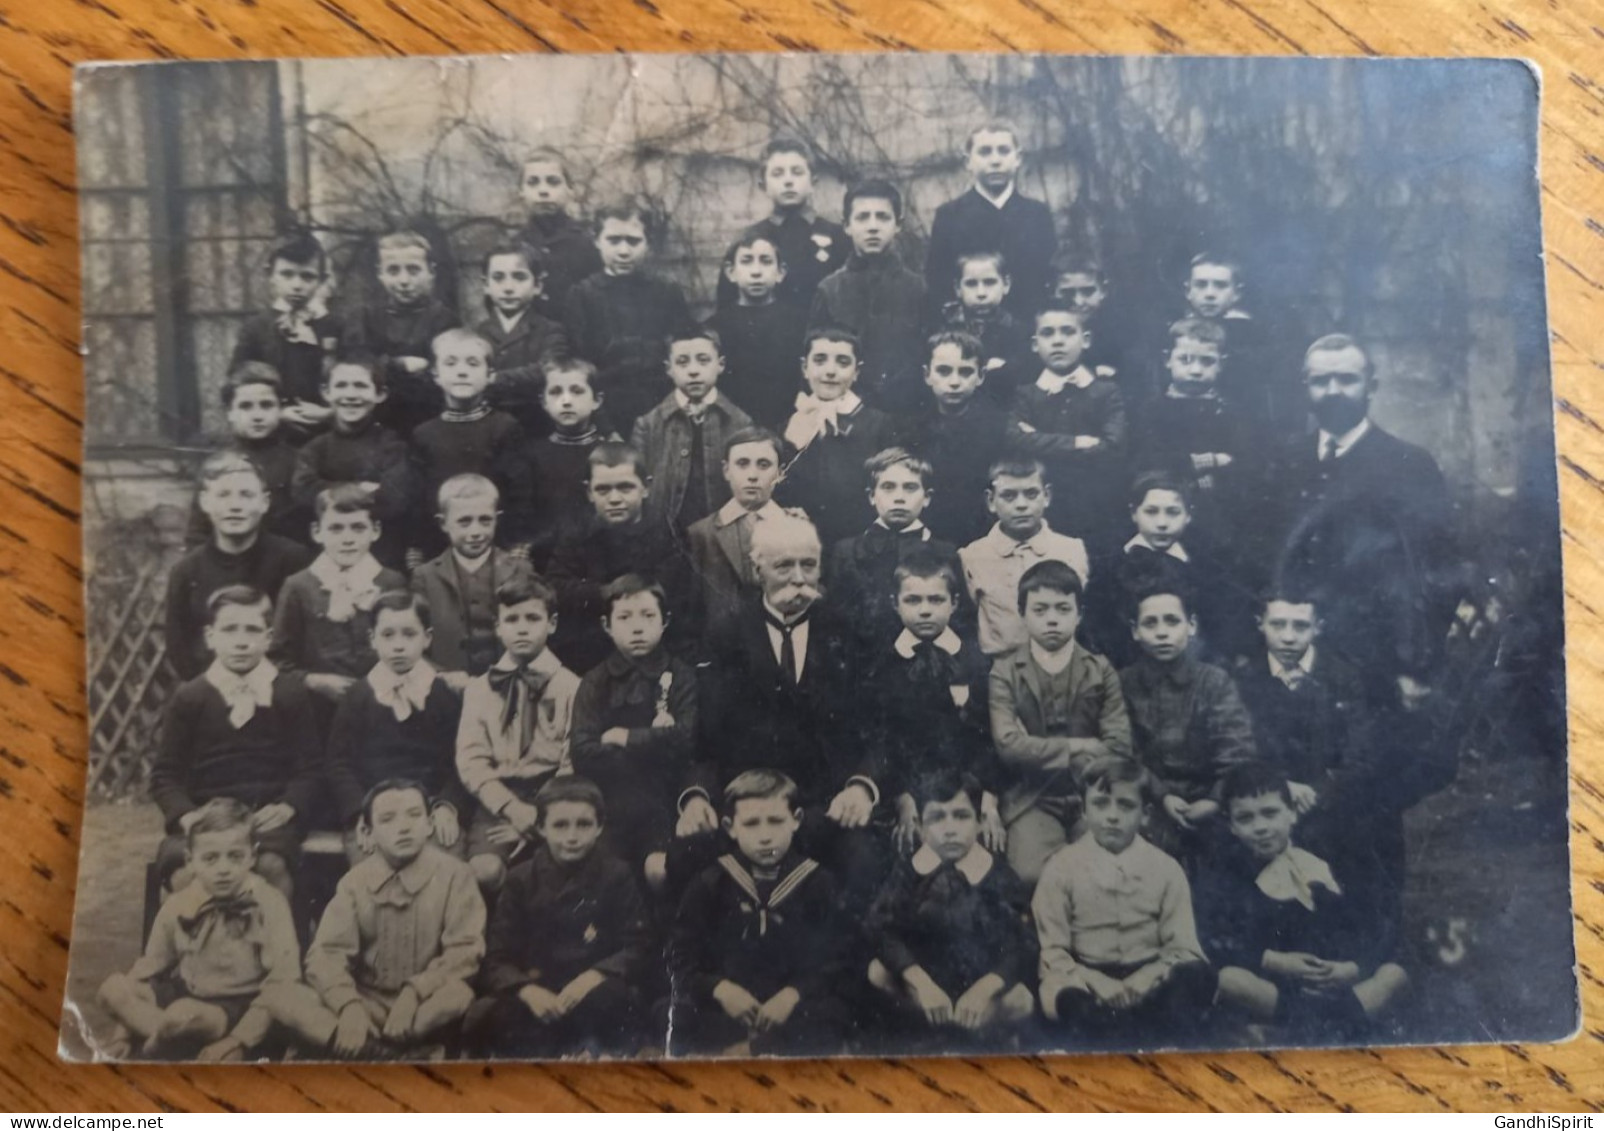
left=765, top=609, right=809, bottom=685
left=1321, top=435, right=1340, bottom=462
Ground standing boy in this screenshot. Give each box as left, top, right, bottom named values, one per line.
left=229, top=232, right=340, bottom=437
left=185, top=365, right=306, bottom=548
left=514, top=148, right=602, bottom=314
left=474, top=240, right=569, bottom=431
left=925, top=121, right=1057, bottom=324
left=935, top=251, right=1034, bottom=408
left=506, top=359, right=616, bottom=566
left=716, top=138, right=848, bottom=311
left=705, top=233, right=811, bottom=429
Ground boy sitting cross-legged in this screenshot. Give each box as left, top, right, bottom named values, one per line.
left=270, top=483, right=408, bottom=709
left=466, top=776, right=653, bottom=1059
left=570, top=573, right=699, bottom=888
left=150, top=585, right=319, bottom=901
left=988, top=559, right=1131, bottom=885
left=455, top=575, right=581, bottom=895
left=667, top=769, right=851, bottom=1057
left=1197, top=762, right=1409, bottom=1043
left=410, top=474, right=536, bottom=684
left=865, top=770, right=1036, bottom=1048
left=99, top=798, right=301, bottom=1062
left=326, top=590, right=470, bottom=863
left=1034, top=757, right=1216, bottom=1049
left=261, top=779, right=486, bottom=1060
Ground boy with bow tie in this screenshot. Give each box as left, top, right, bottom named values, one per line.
left=150, top=586, right=320, bottom=902
left=455, top=575, right=580, bottom=894
left=270, top=484, right=406, bottom=712
left=100, top=798, right=302, bottom=1061
left=327, top=591, right=469, bottom=864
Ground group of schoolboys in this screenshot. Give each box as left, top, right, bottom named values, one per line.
left=105, top=122, right=1428, bottom=1062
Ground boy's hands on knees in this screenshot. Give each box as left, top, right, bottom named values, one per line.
left=676, top=796, right=718, bottom=837
left=1305, top=959, right=1361, bottom=991
left=1121, top=962, right=1169, bottom=1004
left=826, top=782, right=875, bottom=828
left=382, top=985, right=421, bottom=1043
left=334, top=1002, right=376, bottom=1057
left=556, top=970, right=607, bottom=1015
left=518, top=983, right=563, bottom=1022
left=1263, top=950, right=1327, bottom=982
left=754, top=987, right=801, bottom=1033
left=905, top=967, right=954, bottom=1026
left=196, top=1033, right=245, bottom=1062
left=253, top=803, right=296, bottom=833
left=1288, top=781, right=1319, bottom=814
left=306, top=673, right=357, bottom=702
left=503, top=799, right=542, bottom=838
left=980, top=792, right=1006, bottom=852
left=601, top=727, right=630, bottom=747
left=712, top=980, right=762, bottom=1026
left=893, top=794, right=920, bottom=856
left=430, top=804, right=460, bottom=847
left=953, top=974, right=1005, bottom=1030
left=1084, top=969, right=1132, bottom=1009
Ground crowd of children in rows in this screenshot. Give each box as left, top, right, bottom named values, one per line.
left=97, top=121, right=1461, bottom=1061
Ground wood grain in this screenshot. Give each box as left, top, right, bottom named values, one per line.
left=0, top=0, right=1599, bottom=1112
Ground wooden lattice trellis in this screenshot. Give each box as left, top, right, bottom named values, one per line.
left=85, top=505, right=187, bottom=800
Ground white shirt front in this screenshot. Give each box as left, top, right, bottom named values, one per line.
left=762, top=597, right=811, bottom=681
left=1124, top=534, right=1190, bottom=563
left=1318, top=418, right=1371, bottom=461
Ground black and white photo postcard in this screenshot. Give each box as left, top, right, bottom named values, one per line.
left=63, top=51, right=1575, bottom=1064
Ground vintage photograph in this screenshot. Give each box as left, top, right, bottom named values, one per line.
left=64, top=52, right=1573, bottom=1064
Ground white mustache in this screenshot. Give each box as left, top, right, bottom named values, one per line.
left=773, top=583, right=822, bottom=605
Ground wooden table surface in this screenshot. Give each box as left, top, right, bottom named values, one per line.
left=1, top=0, right=1600, bottom=1112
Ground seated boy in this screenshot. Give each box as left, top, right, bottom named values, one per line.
left=629, top=327, right=755, bottom=534
left=150, top=585, right=319, bottom=898
left=924, top=121, right=1056, bottom=324
left=1137, top=317, right=1257, bottom=541
left=185, top=364, right=306, bottom=549
left=475, top=239, right=568, bottom=429
left=934, top=250, right=1034, bottom=408
left=902, top=331, right=1014, bottom=547
left=865, top=770, right=1035, bottom=1044
left=269, top=483, right=408, bottom=708
left=341, top=229, right=460, bottom=435
left=776, top=325, right=899, bottom=547
left=291, top=357, right=415, bottom=568
left=407, top=327, right=525, bottom=562
left=228, top=232, right=339, bottom=437
left=864, top=552, right=998, bottom=856
left=1082, top=472, right=1252, bottom=668
left=667, top=769, right=850, bottom=1056
left=326, top=590, right=469, bottom=862
left=166, top=452, right=311, bottom=680
left=411, top=474, right=535, bottom=681
left=506, top=359, right=616, bottom=566
left=513, top=148, right=602, bottom=315
left=262, top=779, right=485, bottom=1059
left=1232, top=590, right=1382, bottom=867
left=1034, top=757, right=1216, bottom=1047
left=1198, top=762, right=1408, bottom=1041
left=958, top=458, right=1090, bottom=658
left=547, top=442, right=687, bottom=673
left=988, top=560, right=1131, bottom=884
left=714, top=138, right=848, bottom=313
left=455, top=576, right=581, bottom=893
left=684, top=427, right=798, bottom=641
left=98, top=798, right=301, bottom=1061
left=1119, top=586, right=1257, bottom=863
left=1011, top=301, right=1128, bottom=550
left=467, top=776, right=652, bottom=1058
left=827, top=446, right=962, bottom=656
left=705, top=232, right=811, bottom=428
left=570, top=574, right=698, bottom=882
left=563, top=197, right=694, bottom=433
left=808, top=179, right=926, bottom=410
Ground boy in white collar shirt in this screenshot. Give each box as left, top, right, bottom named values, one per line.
left=987, top=560, right=1130, bottom=884
left=326, top=591, right=470, bottom=864
left=1034, top=757, right=1216, bottom=1047
left=865, top=770, right=1036, bottom=1046
left=411, top=474, right=535, bottom=683
left=924, top=121, right=1057, bottom=325
left=777, top=326, right=898, bottom=547
left=958, top=457, right=1090, bottom=658
left=1197, top=762, right=1408, bottom=1042
left=149, top=586, right=320, bottom=902
left=1010, top=301, right=1128, bottom=550
left=826, top=446, right=964, bottom=657
left=630, top=327, right=755, bottom=534
left=270, top=483, right=407, bottom=707
left=455, top=575, right=580, bottom=894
